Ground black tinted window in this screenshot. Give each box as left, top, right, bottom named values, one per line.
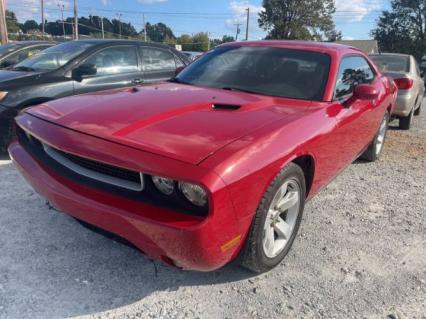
left=175, top=46, right=331, bottom=101
left=335, top=56, right=375, bottom=99
left=142, top=48, right=176, bottom=71
left=86, top=46, right=139, bottom=76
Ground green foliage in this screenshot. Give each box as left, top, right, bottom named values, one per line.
left=145, top=23, right=175, bottom=43
left=21, top=20, right=40, bottom=33
left=6, top=10, right=20, bottom=33
left=371, top=0, right=426, bottom=59
left=258, top=0, right=339, bottom=41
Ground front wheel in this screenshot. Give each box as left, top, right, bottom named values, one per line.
left=240, top=163, right=306, bottom=273
left=361, top=112, right=389, bottom=162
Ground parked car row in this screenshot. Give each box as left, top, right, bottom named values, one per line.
left=0, top=40, right=191, bottom=151
left=369, top=53, right=424, bottom=129
left=2, top=40, right=421, bottom=273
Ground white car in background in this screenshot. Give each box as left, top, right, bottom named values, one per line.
left=370, top=53, right=425, bottom=130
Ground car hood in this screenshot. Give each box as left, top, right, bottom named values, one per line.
left=27, top=83, right=311, bottom=164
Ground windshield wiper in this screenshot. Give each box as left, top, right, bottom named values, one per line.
left=221, top=87, right=264, bottom=95
left=12, top=66, right=36, bottom=72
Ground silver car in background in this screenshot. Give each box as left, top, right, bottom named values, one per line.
left=370, top=53, right=424, bottom=130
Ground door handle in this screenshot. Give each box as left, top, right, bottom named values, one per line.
left=131, top=78, right=144, bottom=85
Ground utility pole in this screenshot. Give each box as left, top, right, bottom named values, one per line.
left=74, top=0, right=78, bottom=40
left=207, top=32, right=210, bottom=51
left=41, top=0, right=45, bottom=40
left=0, top=0, right=8, bottom=44
left=116, top=13, right=122, bottom=39
left=58, top=4, right=65, bottom=39
left=245, top=7, right=250, bottom=41
left=142, top=13, right=147, bottom=41
left=101, top=17, right=104, bottom=39
left=234, top=23, right=242, bottom=41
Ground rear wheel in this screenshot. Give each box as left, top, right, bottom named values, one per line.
left=361, top=112, right=389, bottom=162
left=399, top=108, right=414, bottom=130
left=240, top=163, right=305, bottom=273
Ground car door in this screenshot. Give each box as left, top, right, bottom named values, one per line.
left=140, top=46, right=179, bottom=83
left=331, top=55, right=383, bottom=170
left=73, top=45, right=143, bottom=95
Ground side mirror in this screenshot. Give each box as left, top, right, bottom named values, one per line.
left=175, top=66, right=185, bottom=76
left=72, top=63, right=97, bottom=81
left=353, top=84, right=378, bottom=100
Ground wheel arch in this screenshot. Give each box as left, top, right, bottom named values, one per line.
left=291, top=154, right=316, bottom=198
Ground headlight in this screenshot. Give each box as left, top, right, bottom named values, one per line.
left=178, top=182, right=207, bottom=207
left=152, top=176, right=175, bottom=195
left=0, top=91, right=8, bottom=101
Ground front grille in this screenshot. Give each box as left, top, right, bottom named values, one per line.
left=56, top=149, right=141, bottom=184
left=17, top=126, right=143, bottom=191
left=16, top=125, right=209, bottom=217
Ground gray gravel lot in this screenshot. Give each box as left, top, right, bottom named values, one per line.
left=0, top=101, right=425, bottom=319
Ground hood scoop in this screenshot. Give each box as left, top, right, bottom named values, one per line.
left=212, top=103, right=241, bottom=110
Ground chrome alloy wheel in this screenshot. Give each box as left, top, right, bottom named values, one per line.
left=262, top=179, right=301, bottom=258
left=376, top=115, right=388, bottom=155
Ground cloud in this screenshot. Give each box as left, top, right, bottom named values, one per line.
left=334, top=0, right=381, bottom=22
left=226, top=1, right=264, bottom=39
left=9, top=0, right=70, bottom=22
left=101, top=0, right=112, bottom=5
left=137, top=0, right=168, bottom=3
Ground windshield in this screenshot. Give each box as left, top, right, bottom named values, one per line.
left=370, top=55, right=410, bottom=73
left=174, top=46, right=331, bottom=101
left=14, top=41, right=94, bottom=72
left=0, top=43, right=20, bottom=58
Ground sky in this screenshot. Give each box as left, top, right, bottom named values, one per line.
left=6, top=0, right=391, bottom=40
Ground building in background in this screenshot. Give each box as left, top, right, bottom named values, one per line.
left=335, top=40, right=379, bottom=54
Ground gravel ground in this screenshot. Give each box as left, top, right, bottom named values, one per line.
left=0, top=101, right=425, bottom=319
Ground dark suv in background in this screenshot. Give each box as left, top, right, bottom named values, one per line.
left=0, top=41, right=54, bottom=69
left=0, top=40, right=191, bottom=151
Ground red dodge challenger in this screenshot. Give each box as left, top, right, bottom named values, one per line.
left=9, top=41, right=397, bottom=273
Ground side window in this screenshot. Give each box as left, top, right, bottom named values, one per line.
left=85, top=46, right=139, bottom=76
left=335, top=56, right=375, bottom=99
left=175, top=55, right=185, bottom=68
left=141, top=48, right=176, bottom=71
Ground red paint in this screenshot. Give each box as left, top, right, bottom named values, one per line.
left=9, top=41, right=397, bottom=271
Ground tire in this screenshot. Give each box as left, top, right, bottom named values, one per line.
left=361, top=112, right=389, bottom=162
left=414, top=101, right=422, bottom=116
left=240, top=163, right=306, bottom=273
left=399, top=108, right=413, bottom=130
left=0, top=119, right=12, bottom=154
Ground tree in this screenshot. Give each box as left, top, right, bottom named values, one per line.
left=371, top=0, right=426, bottom=59
left=258, top=0, right=339, bottom=41
left=6, top=10, right=20, bottom=33
left=192, top=32, right=209, bottom=51
left=146, top=22, right=175, bottom=43
left=22, top=20, right=40, bottom=33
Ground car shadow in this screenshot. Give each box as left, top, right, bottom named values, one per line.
left=0, top=162, right=254, bottom=319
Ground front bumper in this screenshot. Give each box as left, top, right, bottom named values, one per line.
left=9, top=115, right=247, bottom=271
